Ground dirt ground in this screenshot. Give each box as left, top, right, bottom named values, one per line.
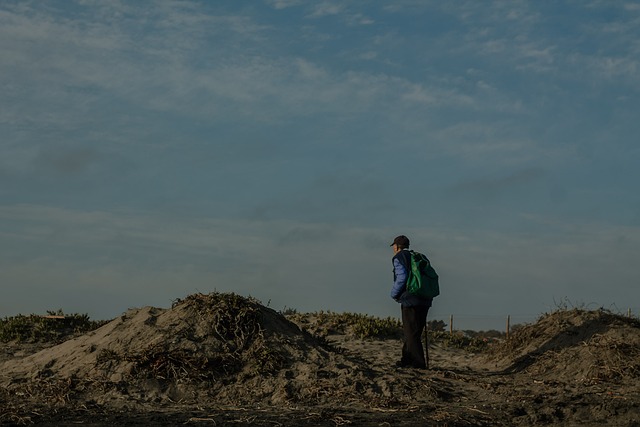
left=1, top=294, right=639, bottom=426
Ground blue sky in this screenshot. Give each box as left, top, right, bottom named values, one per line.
left=1, top=0, right=639, bottom=330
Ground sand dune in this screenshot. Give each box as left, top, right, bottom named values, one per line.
left=1, top=293, right=639, bottom=426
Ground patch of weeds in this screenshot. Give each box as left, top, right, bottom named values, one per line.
left=0, top=311, right=107, bottom=343
left=279, top=306, right=298, bottom=316
left=95, top=348, right=121, bottom=365
left=350, top=314, right=402, bottom=339
left=288, top=311, right=402, bottom=339
left=429, top=331, right=490, bottom=353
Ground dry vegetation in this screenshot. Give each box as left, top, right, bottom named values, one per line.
left=487, top=308, right=640, bottom=382
left=1, top=293, right=640, bottom=426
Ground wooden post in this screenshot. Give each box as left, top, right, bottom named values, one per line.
left=628, top=308, right=632, bottom=318
left=506, top=315, right=511, bottom=339
left=450, top=314, right=454, bottom=335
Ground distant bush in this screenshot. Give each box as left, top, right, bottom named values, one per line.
left=287, top=311, right=403, bottom=339
left=462, top=328, right=507, bottom=339
left=285, top=311, right=501, bottom=351
left=428, top=330, right=491, bottom=353
left=350, top=314, right=402, bottom=339
left=427, top=319, right=447, bottom=332
left=0, top=310, right=107, bottom=343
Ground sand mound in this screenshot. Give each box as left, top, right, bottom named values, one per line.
left=487, top=309, right=640, bottom=383
left=3, top=300, right=640, bottom=426
left=0, top=293, right=424, bottom=411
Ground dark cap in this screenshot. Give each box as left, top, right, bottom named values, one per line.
left=390, top=235, right=410, bottom=248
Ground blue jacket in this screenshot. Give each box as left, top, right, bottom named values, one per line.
left=390, top=249, right=433, bottom=308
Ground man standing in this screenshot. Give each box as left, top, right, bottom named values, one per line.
left=389, top=235, right=432, bottom=369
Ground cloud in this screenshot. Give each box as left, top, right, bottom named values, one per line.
left=35, top=146, right=98, bottom=175
left=0, top=2, right=401, bottom=128
left=6, top=0, right=623, bottom=149
left=581, top=55, right=639, bottom=82
left=2, top=1, right=639, bottom=324
left=2, top=201, right=640, bottom=325
left=449, top=167, right=545, bottom=198
left=1, top=2, right=277, bottom=124
left=308, top=2, right=344, bottom=18
left=0, top=204, right=395, bottom=317
left=248, top=171, right=395, bottom=225
left=265, top=0, right=302, bottom=10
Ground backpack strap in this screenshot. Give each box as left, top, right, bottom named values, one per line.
left=395, top=249, right=412, bottom=272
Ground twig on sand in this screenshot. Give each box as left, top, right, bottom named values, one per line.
left=371, top=405, right=419, bottom=413
left=465, top=406, right=489, bottom=415
left=331, top=415, right=352, bottom=426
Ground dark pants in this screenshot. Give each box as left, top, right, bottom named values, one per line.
left=401, top=305, right=429, bottom=368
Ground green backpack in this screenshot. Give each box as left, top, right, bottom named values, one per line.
left=406, top=250, right=440, bottom=298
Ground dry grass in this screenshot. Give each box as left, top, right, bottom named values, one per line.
left=94, top=293, right=287, bottom=382
left=584, top=334, right=640, bottom=381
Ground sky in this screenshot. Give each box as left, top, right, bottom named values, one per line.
left=1, top=0, right=639, bottom=330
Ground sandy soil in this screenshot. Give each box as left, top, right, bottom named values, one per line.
left=1, top=293, right=639, bottom=426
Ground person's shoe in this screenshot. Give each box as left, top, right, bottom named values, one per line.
left=395, top=360, right=410, bottom=368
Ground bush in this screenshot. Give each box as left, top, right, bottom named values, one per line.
left=0, top=310, right=106, bottom=343
left=428, top=330, right=491, bottom=353
left=287, top=311, right=402, bottom=339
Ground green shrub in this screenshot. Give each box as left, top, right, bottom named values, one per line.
left=287, top=311, right=402, bottom=339
left=428, top=330, right=490, bottom=353
left=0, top=310, right=106, bottom=343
